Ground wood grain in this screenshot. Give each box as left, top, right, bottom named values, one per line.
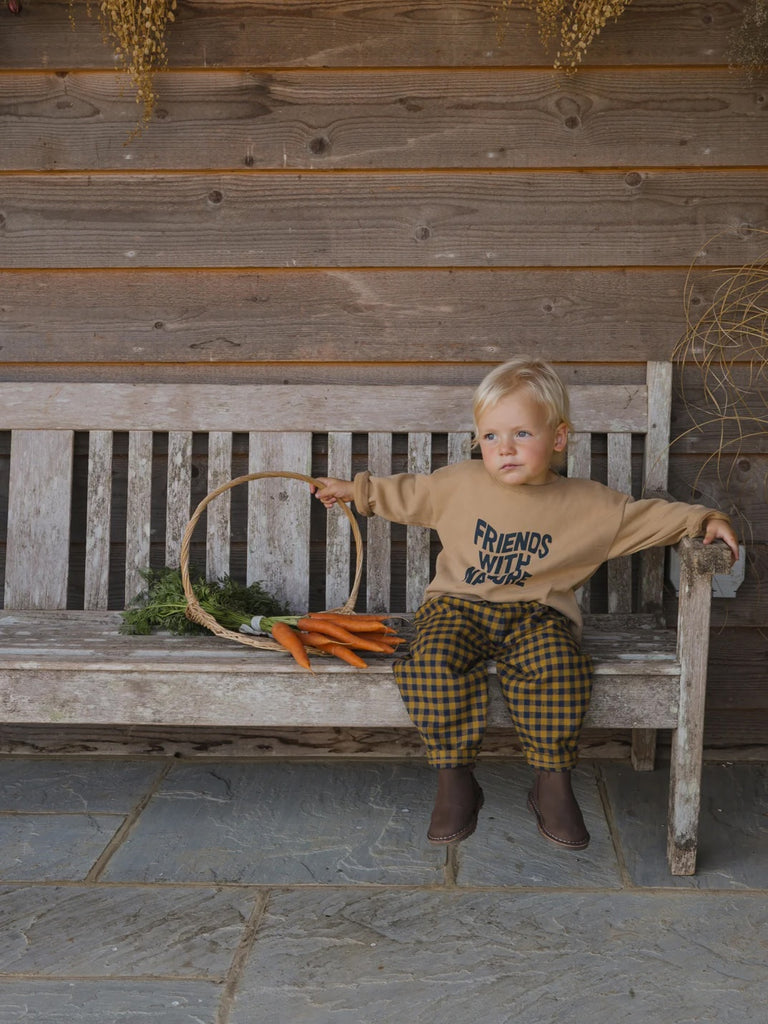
left=0, top=268, right=722, bottom=365
left=3, top=172, right=766, bottom=269
left=3, top=68, right=765, bottom=172
left=0, top=0, right=744, bottom=70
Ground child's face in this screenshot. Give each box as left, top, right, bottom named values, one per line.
left=476, top=389, right=567, bottom=487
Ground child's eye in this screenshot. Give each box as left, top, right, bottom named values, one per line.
left=482, top=432, right=496, bottom=442
left=516, top=430, right=532, bottom=439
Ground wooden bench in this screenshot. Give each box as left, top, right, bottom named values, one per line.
left=0, top=365, right=731, bottom=874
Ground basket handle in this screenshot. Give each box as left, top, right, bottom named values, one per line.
left=179, top=471, right=364, bottom=651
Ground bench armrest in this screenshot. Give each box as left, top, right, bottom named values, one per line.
left=675, top=535, right=733, bottom=577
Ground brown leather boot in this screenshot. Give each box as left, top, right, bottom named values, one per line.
left=427, top=766, right=485, bottom=845
left=527, top=769, right=590, bottom=850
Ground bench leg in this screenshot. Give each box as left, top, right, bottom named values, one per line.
left=666, top=563, right=714, bottom=876
left=631, top=728, right=656, bottom=771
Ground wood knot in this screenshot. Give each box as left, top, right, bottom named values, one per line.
left=308, top=136, right=330, bottom=156
left=207, top=190, right=223, bottom=206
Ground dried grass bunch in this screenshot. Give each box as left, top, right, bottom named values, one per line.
left=79, top=0, right=177, bottom=129
left=672, top=232, right=768, bottom=528
left=496, top=0, right=633, bottom=68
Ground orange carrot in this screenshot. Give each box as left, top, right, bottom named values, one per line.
left=324, top=643, right=368, bottom=668
left=308, top=615, right=392, bottom=634
left=296, top=617, right=360, bottom=645
left=311, top=610, right=391, bottom=618
left=343, top=635, right=400, bottom=653
left=298, top=631, right=338, bottom=650
left=271, top=620, right=313, bottom=671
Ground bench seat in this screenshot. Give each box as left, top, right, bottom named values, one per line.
left=0, top=610, right=679, bottom=730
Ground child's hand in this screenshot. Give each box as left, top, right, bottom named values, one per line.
left=702, top=517, right=740, bottom=564
left=311, top=477, right=355, bottom=509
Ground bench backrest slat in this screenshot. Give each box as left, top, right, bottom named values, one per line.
left=5, top=430, right=73, bottom=609
left=0, top=383, right=648, bottom=434
left=84, top=430, right=113, bottom=610
left=607, top=433, right=633, bottom=614
left=406, top=432, right=432, bottom=613
left=125, top=430, right=153, bottom=604
left=248, top=431, right=313, bottom=612
left=0, top=366, right=672, bottom=616
left=165, top=431, right=193, bottom=570
left=326, top=432, right=353, bottom=610
left=366, top=432, right=393, bottom=612
left=206, top=431, right=234, bottom=583
left=639, top=361, right=673, bottom=614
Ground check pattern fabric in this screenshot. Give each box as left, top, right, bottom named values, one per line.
left=393, top=596, right=593, bottom=770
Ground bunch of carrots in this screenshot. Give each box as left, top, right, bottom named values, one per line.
left=261, top=611, right=405, bottom=671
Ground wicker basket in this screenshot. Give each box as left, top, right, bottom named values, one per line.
left=180, top=471, right=363, bottom=651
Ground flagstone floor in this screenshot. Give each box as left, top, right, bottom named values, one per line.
left=0, top=757, right=765, bottom=1023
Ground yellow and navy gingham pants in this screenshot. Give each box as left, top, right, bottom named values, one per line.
left=393, top=596, right=593, bottom=771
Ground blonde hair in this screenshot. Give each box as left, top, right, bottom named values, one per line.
left=472, top=358, right=571, bottom=461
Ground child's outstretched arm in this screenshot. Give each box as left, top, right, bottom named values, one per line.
left=702, top=516, right=740, bottom=564
left=311, top=476, right=355, bottom=509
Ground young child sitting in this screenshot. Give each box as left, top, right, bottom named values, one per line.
left=312, top=358, right=739, bottom=852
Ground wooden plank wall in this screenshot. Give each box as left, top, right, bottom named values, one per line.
left=0, top=0, right=766, bottom=754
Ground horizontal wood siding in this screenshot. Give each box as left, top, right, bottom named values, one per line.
left=1, top=0, right=765, bottom=751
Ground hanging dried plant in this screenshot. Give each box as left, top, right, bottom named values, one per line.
left=495, top=0, right=633, bottom=69
left=73, top=0, right=177, bottom=131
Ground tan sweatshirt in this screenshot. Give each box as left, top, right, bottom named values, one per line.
left=353, top=460, right=730, bottom=630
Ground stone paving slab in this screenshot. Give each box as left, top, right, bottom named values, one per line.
left=601, top=762, right=768, bottom=889
left=230, top=888, right=768, bottom=1024
left=0, top=760, right=164, bottom=813
left=0, top=884, right=261, bottom=977
left=0, top=981, right=221, bottom=1024
left=102, top=762, right=447, bottom=886
left=454, top=763, right=622, bottom=888
left=0, top=816, right=122, bottom=882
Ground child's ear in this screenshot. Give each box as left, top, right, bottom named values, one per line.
left=553, top=423, right=568, bottom=452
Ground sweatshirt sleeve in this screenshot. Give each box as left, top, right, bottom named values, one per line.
left=606, top=495, right=731, bottom=560
left=353, top=471, right=435, bottom=527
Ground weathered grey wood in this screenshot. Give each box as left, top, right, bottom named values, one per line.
left=0, top=382, right=648, bottom=433
left=84, top=430, right=113, bottom=610
left=0, top=611, right=680, bottom=729
left=4, top=431, right=73, bottom=610
left=366, top=433, right=392, bottom=612
left=607, top=432, right=633, bottom=614
left=667, top=537, right=729, bottom=875
left=326, top=432, right=354, bottom=610
left=0, top=269, right=721, bottom=365
left=640, top=360, right=673, bottom=614
left=124, top=431, right=153, bottom=604
left=632, top=361, right=673, bottom=769
left=448, top=432, right=472, bottom=464
left=165, top=431, right=193, bottom=568
left=567, top=432, right=592, bottom=613
left=631, top=729, right=658, bottom=772
left=2, top=0, right=740, bottom=69
left=4, top=172, right=767, bottom=269
left=247, top=432, right=313, bottom=613
left=406, top=433, right=431, bottom=613
left=5, top=69, right=765, bottom=172
left=205, top=432, right=233, bottom=582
